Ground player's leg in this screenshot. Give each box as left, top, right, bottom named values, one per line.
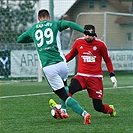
left=92, top=99, right=116, bottom=116
left=56, top=62, right=69, bottom=115
left=43, top=62, right=90, bottom=124
left=67, top=76, right=91, bottom=124
left=49, top=81, right=68, bottom=110
left=60, top=80, right=68, bottom=113
left=88, top=77, right=116, bottom=116
left=54, top=87, right=91, bottom=124
left=44, top=62, right=69, bottom=118
left=60, top=77, right=84, bottom=116
left=69, top=77, right=83, bottom=96
left=59, top=78, right=84, bottom=117
left=57, top=63, right=89, bottom=120
left=92, top=99, right=110, bottom=112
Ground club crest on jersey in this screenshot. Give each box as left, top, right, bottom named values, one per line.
left=93, top=46, right=97, bottom=50
left=81, top=51, right=96, bottom=62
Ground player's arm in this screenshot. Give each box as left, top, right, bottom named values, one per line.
left=17, top=29, right=33, bottom=43
left=65, top=41, right=78, bottom=62
left=101, top=43, right=117, bottom=88
left=59, top=20, right=85, bottom=33
left=100, top=43, right=113, bottom=72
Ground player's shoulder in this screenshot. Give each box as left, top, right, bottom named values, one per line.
left=95, top=38, right=106, bottom=45
left=73, top=37, right=84, bottom=46
left=56, top=20, right=69, bottom=24
left=76, top=37, right=85, bottom=41
left=31, top=23, right=40, bottom=30
left=94, top=38, right=108, bottom=50
left=95, top=38, right=104, bottom=43
left=25, top=24, right=36, bottom=34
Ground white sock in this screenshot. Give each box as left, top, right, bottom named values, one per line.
left=61, top=108, right=67, bottom=113
left=82, top=111, right=87, bottom=117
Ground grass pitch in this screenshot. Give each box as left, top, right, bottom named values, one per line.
left=0, top=73, right=132, bottom=133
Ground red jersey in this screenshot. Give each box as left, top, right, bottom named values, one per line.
left=65, top=37, right=114, bottom=77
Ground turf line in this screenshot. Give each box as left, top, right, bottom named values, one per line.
left=0, top=85, right=132, bottom=99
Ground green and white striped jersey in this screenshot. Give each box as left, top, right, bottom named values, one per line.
left=17, top=20, right=84, bottom=67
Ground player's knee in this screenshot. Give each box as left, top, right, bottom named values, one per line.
left=69, top=84, right=74, bottom=95
left=69, top=78, right=82, bottom=95
left=54, top=87, right=68, bottom=102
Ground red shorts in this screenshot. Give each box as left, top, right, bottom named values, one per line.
left=74, top=75, right=103, bottom=100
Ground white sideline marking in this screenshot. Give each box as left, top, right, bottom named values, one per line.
left=0, top=86, right=132, bottom=99
left=0, top=92, right=54, bottom=99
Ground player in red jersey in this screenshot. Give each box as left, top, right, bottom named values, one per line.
left=65, top=25, right=117, bottom=116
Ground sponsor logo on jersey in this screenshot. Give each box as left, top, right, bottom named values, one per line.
left=81, top=51, right=96, bottom=62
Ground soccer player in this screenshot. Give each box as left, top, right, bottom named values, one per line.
left=17, top=9, right=91, bottom=124
left=65, top=24, right=117, bottom=117
left=50, top=24, right=117, bottom=119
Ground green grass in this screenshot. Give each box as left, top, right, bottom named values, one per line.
left=0, top=73, right=133, bottom=133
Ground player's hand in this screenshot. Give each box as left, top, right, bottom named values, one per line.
left=110, top=76, right=117, bottom=88
left=110, top=72, right=117, bottom=88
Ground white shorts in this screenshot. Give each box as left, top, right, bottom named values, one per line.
left=43, top=62, right=68, bottom=91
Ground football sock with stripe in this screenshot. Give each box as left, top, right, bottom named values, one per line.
left=103, top=104, right=113, bottom=114
left=65, top=97, right=84, bottom=115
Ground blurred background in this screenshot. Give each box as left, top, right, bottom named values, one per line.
left=0, top=0, right=133, bottom=81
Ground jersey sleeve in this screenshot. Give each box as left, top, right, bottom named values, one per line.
left=65, top=41, right=78, bottom=62
left=100, top=43, right=114, bottom=73
left=58, top=20, right=85, bottom=33
left=17, top=29, right=33, bottom=43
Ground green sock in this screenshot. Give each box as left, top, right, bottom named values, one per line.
left=61, top=86, right=68, bottom=109
left=65, top=97, right=84, bottom=116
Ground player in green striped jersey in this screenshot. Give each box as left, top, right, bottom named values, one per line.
left=17, top=9, right=91, bottom=124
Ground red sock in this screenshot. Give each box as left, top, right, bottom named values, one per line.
left=68, top=93, right=72, bottom=97
left=103, top=104, right=113, bottom=114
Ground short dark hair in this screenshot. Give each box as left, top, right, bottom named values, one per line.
left=38, top=9, right=50, bottom=18
left=84, top=25, right=95, bottom=32
left=84, top=25, right=97, bottom=37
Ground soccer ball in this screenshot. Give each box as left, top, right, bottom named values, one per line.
left=51, top=104, right=62, bottom=119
